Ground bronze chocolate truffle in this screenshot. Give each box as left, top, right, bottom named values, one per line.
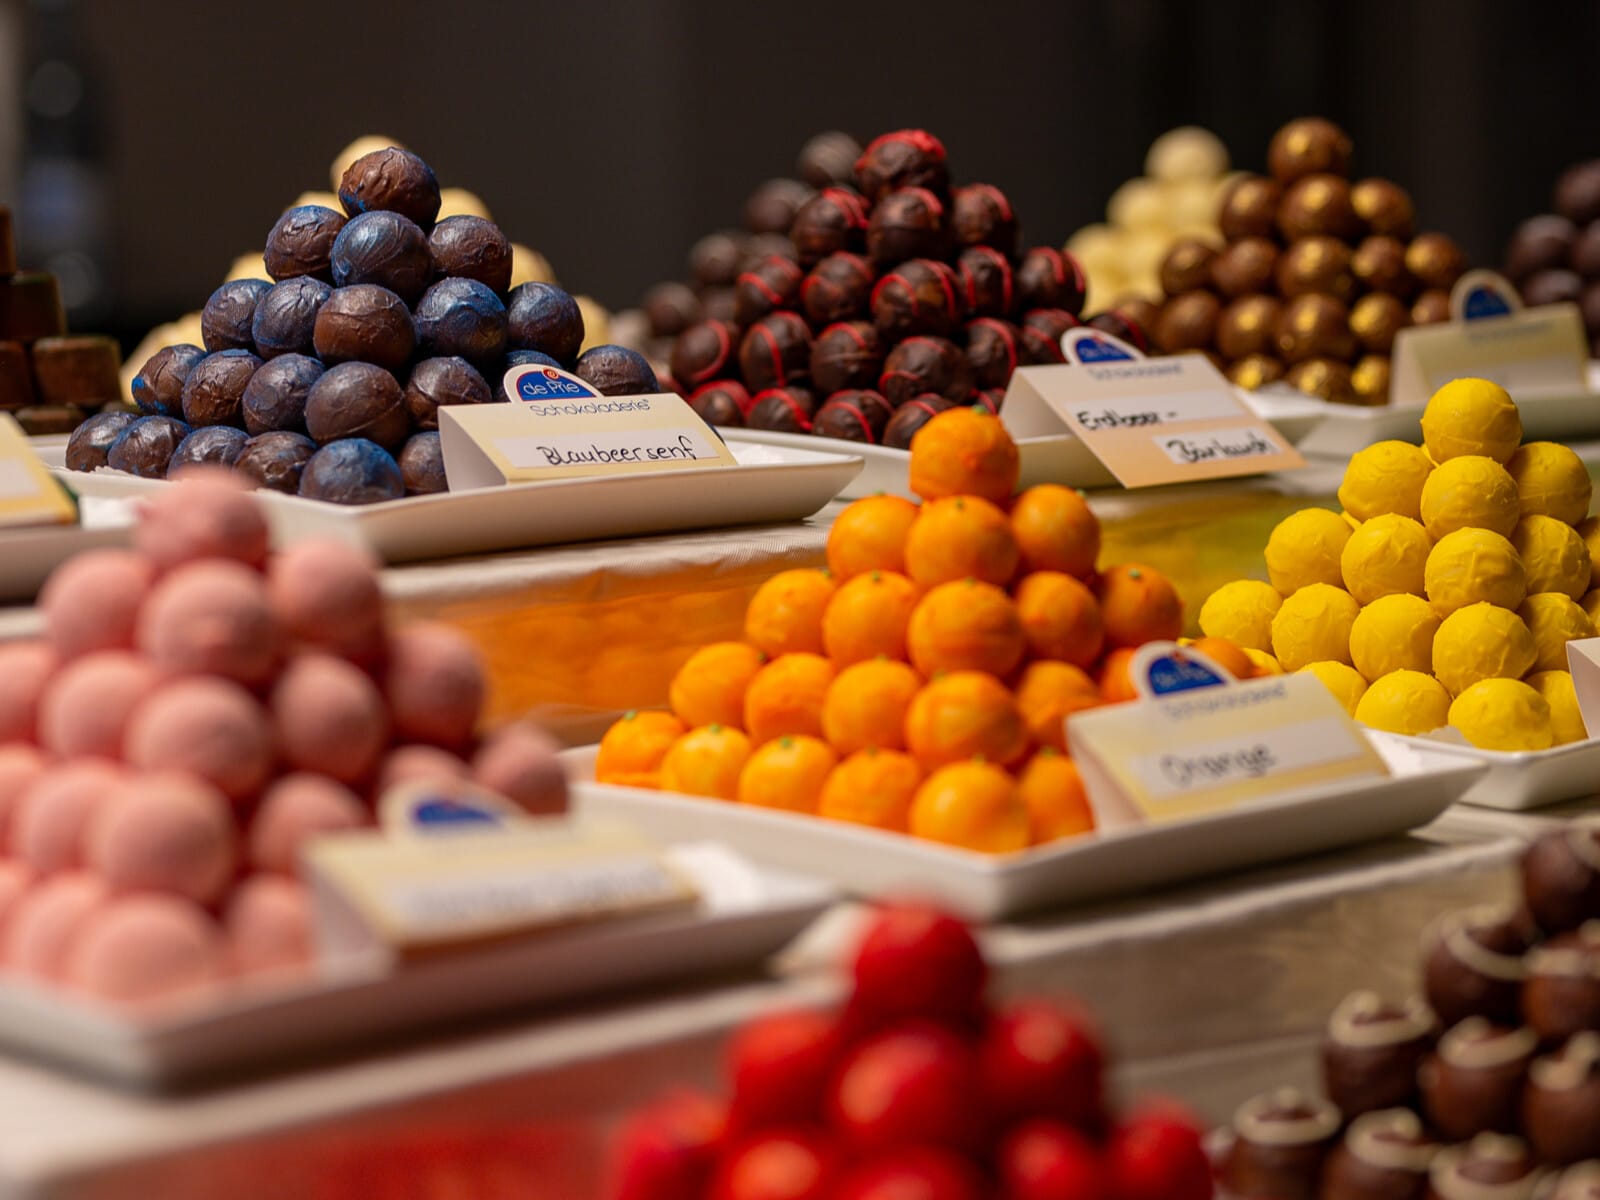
left=201, top=279, right=272, bottom=353
left=1523, top=925, right=1600, bottom=1043
left=690, top=231, right=745, bottom=289
left=958, top=246, right=1015, bottom=318
left=1413, top=290, right=1453, bottom=325
left=641, top=281, right=702, bottom=339
left=1355, top=235, right=1417, bottom=297
left=744, top=178, right=814, bottom=236
left=264, top=205, right=347, bottom=283
left=170, top=425, right=248, bottom=474
left=1322, top=991, right=1435, bottom=1119
left=1352, top=355, right=1392, bottom=405
left=1217, top=295, right=1282, bottom=359
left=1288, top=357, right=1357, bottom=404
left=746, top=386, right=815, bottom=433
left=1407, top=234, right=1469, bottom=293
left=1016, top=247, right=1088, bottom=315
left=879, top=335, right=972, bottom=406
left=428, top=215, right=513, bottom=295
left=964, top=318, right=1022, bottom=390
left=1220, top=1087, right=1342, bottom=1200
left=241, top=352, right=323, bottom=436
left=1524, top=1033, right=1600, bottom=1165
left=1220, top=175, right=1283, bottom=242
left=739, top=311, right=813, bottom=392
left=1419, top=1018, right=1539, bottom=1140
left=1352, top=292, right=1410, bottom=355
left=882, top=394, right=956, bottom=449
left=574, top=345, right=660, bottom=396
left=789, top=187, right=869, bottom=267
left=126, top=343, right=204, bottom=417
left=1276, top=294, right=1356, bottom=363
left=797, top=131, right=862, bottom=189
left=1155, top=291, right=1220, bottom=353
left=1506, top=216, right=1580, bottom=283
left=810, top=320, right=884, bottom=394
left=872, top=260, right=962, bottom=341
left=299, top=438, right=405, bottom=505
left=1229, top=354, right=1286, bottom=390
left=106, top=415, right=190, bottom=478
left=1212, top=238, right=1281, bottom=299
left=1353, top=178, right=1417, bottom=240
left=398, top=430, right=447, bottom=495
left=252, top=276, right=333, bottom=359
left=1277, top=235, right=1357, bottom=301
left=854, top=129, right=950, bottom=202
left=1425, top=1133, right=1545, bottom=1200
left=1268, top=117, right=1354, bottom=185
left=1159, top=238, right=1220, bottom=297
left=670, top=319, right=739, bottom=390
left=701, top=286, right=738, bottom=325
left=1525, top=270, right=1584, bottom=308
left=414, top=277, right=507, bottom=366
left=403, top=356, right=492, bottom=430
left=813, top=390, right=892, bottom=443
left=506, top=282, right=585, bottom=366
left=64, top=411, right=136, bottom=472
left=867, top=187, right=950, bottom=269
left=1523, top=823, right=1600, bottom=935
left=304, top=361, right=409, bottom=452
left=1279, top=174, right=1360, bottom=242
left=801, top=252, right=875, bottom=326
left=330, top=210, right=433, bottom=306
left=951, top=183, right=1018, bottom=257
left=1320, top=1108, right=1437, bottom=1200
left=1557, top=162, right=1600, bottom=227
left=338, top=147, right=441, bottom=229
left=313, top=284, right=416, bottom=371
left=235, top=431, right=317, bottom=494
left=688, top=381, right=749, bottom=426
left=1424, top=906, right=1534, bottom=1029
left=180, top=349, right=261, bottom=427
left=734, top=255, right=805, bottom=327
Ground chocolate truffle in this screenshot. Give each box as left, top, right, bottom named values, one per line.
left=1155, top=291, right=1221, bottom=353
left=743, top=178, right=813, bottom=236
left=312, top=284, right=416, bottom=371
left=687, top=381, right=749, bottom=426
left=0, top=272, right=65, bottom=341
left=106, top=416, right=190, bottom=478
left=1413, top=290, right=1453, bottom=326
left=428, top=215, right=512, bottom=295
left=882, top=395, right=956, bottom=449
left=1288, top=357, right=1357, bottom=404
left=201, top=279, right=272, bottom=353
left=1220, top=1087, right=1342, bottom=1200
left=1425, top=1134, right=1545, bottom=1200
left=1277, top=236, right=1357, bottom=300
left=64, top=411, right=136, bottom=472
left=700, top=286, right=739, bottom=325
left=1118, top=297, right=1162, bottom=338
left=1407, top=234, right=1469, bottom=293
left=506, top=282, right=584, bottom=365
left=1353, top=355, right=1392, bottom=404
left=690, top=232, right=745, bottom=288
left=241, top=353, right=323, bottom=435
left=866, top=187, right=949, bottom=269
left=797, top=131, right=861, bottom=188
left=252, top=277, right=333, bottom=359
left=879, top=335, right=972, bottom=406
left=1322, top=991, right=1435, bottom=1119
left=414, top=277, right=507, bottom=366
left=790, top=187, right=869, bottom=267
left=299, top=438, right=405, bottom=505
left=1557, top=162, right=1600, bottom=227
left=1212, top=238, right=1281, bottom=299
left=1352, top=292, right=1411, bottom=355
left=181, top=349, right=261, bottom=427
left=958, top=245, right=1015, bottom=318
left=972, top=387, right=1004, bottom=415
left=1424, top=905, right=1534, bottom=1028
left=1420, top=1018, right=1539, bottom=1140
left=0, top=340, right=30, bottom=409
left=951, top=183, right=1018, bottom=257
left=1523, top=925, right=1600, bottom=1043
left=1569, top=224, right=1600, bottom=279
left=1268, top=118, right=1354, bottom=185
left=304, top=362, right=409, bottom=452
left=965, top=318, right=1022, bottom=390
left=1217, top=296, right=1282, bottom=359
left=1086, top=309, right=1151, bottom=353
left=1276, top=294, right=1355, bottom=363
left=1506, top=216, right=1580, bottom=283
left=1538, top=1163, right=1600, bottom=1199
left=402, top=356, right=491, bottom=430
left=1524, top=1033, right=1600, bottom=1165
left=670, top=319, right=739, bottom=389
left=871, top=259, right=961, bottom=341
left=1353, top=178, right=1417, bottom=240
left=235, top=431, right=317, bottom=494
left=1018, top=323, right=1067, bottom=365
left=1524, top=824, right=1600, bottom=935
left=574, top=345, right=660, bottom=396
left=1016, top=247, right=1088, bottom=315
left=801, top=252, right=875, bottom=326
left=1525, top=270, right=1584, bottom=308
left=397, top=431, right=446, bottom=495
left=746, top=387, right=815, bottom=433
left=810, top=320, right=884, bottom=394
left=169, top=426, right=248, bottom=473
left=813, top=390, right=892, bottom=443
left=330, top=211, right=433, bottom=305
left=1022, top=307, right=1080, bottom=344
left=854, top=129, right=949, bottom=202
left=1355, top=236, right=1417, bottom=297
left=30, top=335, right=119, bottom=408
left=739, top=311, right=813, bottom=391
left=1320, top=1109, right=1437, bottom=1200
left=741, top=233, right=797, bottom=271
left=734, top=255, right=805, bottom=327
left=1230, top=354, right=1286, bottom=390
left=1279, top=175, right=1360, bottom=242
left=1220, top=175, right=1284, bottom=242
left=1154, top=238, right=1215, bottom=297
left=338, top=147, right=440, bottom=229
left=264, top=205, right=347, bottom=283
left=641, top=281, right=702, bottom=339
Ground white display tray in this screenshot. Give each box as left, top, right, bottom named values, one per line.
left=0, top=843, right=833, bottom=1088
left=1369, top=730, right=1600, bottom=812
left=564, top=739, right=1486, bottom=921
left=55, top=442, right=861, bottom=564
left=0, top=497, right=136, bottom=603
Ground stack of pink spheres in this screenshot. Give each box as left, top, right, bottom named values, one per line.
left=0, top=469, right=566, bottom=1009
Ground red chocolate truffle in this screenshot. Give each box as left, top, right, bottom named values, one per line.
left=813, top=390, right=892, bottom=444
left=1523, top=925, right=1600, bottom=1044
left=1322, top=991, right=1436, bottom=1119
left=879, top=335, right=972, bottom=406
left=743, top=177, right=813, bottom=236
left=1523, top=823, right=1600, bottom=935
left=1419, top=1018, right=1539, bottom=1140
left=866, top=187, right=949, bottom=269
left=1086, top=308, right=1150, bottom=353
left=1220, top=1087, right=1342, bottom=1200
left=971, top=387, right=1003, bottom=415
left=1319, top=1108, right=1438, bottom=1200
left=733, top=255, right=804, bottom=327
left=958, top=245, right=1016, bottom=319
left=809, top=320, right=884, bottom=395
left=964, top=318, right=1022, bottom=390
left=951, top=183, right=1018, bottom=257
left=871, top=259, right=962, bottom=341
left=1524, top=1033, right=1600, bottom=1165
left=746, top=387, right=815, bottom=433
left=854, top=129, right=950, bottom=202
left=739, top=311, right=813, bottom=392
left=882, top=394, right=956, bottom=449
left=801, top=252, right=875, bottom=327
left=1424, top=905, right=1534, bottom=1028
left=789, top=187, right=869, bottom=267
left=1016, top=247, right=1088, bottom=315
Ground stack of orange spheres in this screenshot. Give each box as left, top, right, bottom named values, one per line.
left=596, top=409, right=1225, bottom=855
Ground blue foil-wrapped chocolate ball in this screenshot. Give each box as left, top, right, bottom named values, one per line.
left=398, top=430, right=447, bottom=495
left=414, top=277, right=507, bottom=366
left=506, top=282, right=584, bottom=365
left=337, top=147, right=441, bottom=230
left=264, top=204, right=347, bottom=282
left=201, top=279, right=272, bottom=353
left=299, top=437, right=405, bottom=505
left=252, top=277, right=333, bottom=359
left=236, top=431, right=317, bottom=494
left=575, top=344, right=660, bottom=396
left=131, top=343, right=207, bottom=417
left=241, top=353, right=323, bottom=435
left=304, top=361, right=409, bottom=452
left=404, top=356, right=492, bottom=429
left=106, top=415, right=191, bottom=478
left=65, top=411, right=137, bottom=471
left=330, top=210, right=433, bottom=305
left=429, top=215, right=512, bottom=294
left=313, top=284, right=416, bottom=372
left=170, top=425, right=249, bottom=474
left=180, top=349, right=261, bottom=427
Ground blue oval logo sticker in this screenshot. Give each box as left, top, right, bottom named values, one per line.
left=511, top=365, right=601, bottom=403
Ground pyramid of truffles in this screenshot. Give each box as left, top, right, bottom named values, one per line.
left=1153, top=117, right=1469, bottom=407
left=660, top=129, right=1142, bottom=449
left=1210, top=817, right=1600, bottom=1199
left=0, top=206, right=126, bottom=437
left=70, top=146, right=659, bottom=505
left=0, top=471, right=567, bottom=1008
left=1504, top=159, right=1600, bottom=354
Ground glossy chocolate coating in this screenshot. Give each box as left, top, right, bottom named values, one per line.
left=1425, top=1134, right=1543, bottom=1200
left=1424, top=906, right=1534, bottom=1028
left=1229, top=354, right=1286, bottom=390
left=1525, top=270, right=1584, bottom=308
left=428, top=215, right=512, bottom=295
left=801, top=252, right=874, bottom=326
left=687, top=381, right=748, bottom=426
left=1523, top=1033, right=1600, bottom=1165
left=1021, top=307, right=1080, bottom=344
left=1353, top=178, right=1416, bottom=239
left=743, top=234, right=797, bottom=270
left=1569, top=223, right=1600, bottom=280
left=1523, top=927, right=1600, bottom=1043
left=813, top=390, right=892, bottom=443
left=131, top=344, right=207, bottom=418
left=866, top=187, right=949, bottom=269
left=1523, top=825, right=1600, bottom=935
left=330, top=210, right=433, bottom=305
left=1118, top=297, right=1161, bottom=337
left=304, top=361, right=409, bottom=451
left=1322, top=992, right=1435, bottom=1119
left=951, top=183, right=1018, bottom=257
left=1319, top=1109, right=1436, bottom=1200
left=1277, top=236, right=1357, bottom=301
left=1085, top=309, right=1150, bottom=354
left=241, top=353, right=323, bottom=435
left=854, top=129, right=949, bottom=202
left=1354, top=236, right=1416, bottom=298
left=1216, top=295, right=1282, bottom=359
left=235, top=431, right=317, bottom=493
left=1557, top=162, right=1600, bottom=226
left=965, top=318, right=1022, bottom=390
left=641, top=281, right=702, bottom=339
left=1155, top=291, right=1220, bottom=353
left=743, top=177, right=813, bottom=236
left=746, top=386, right=815, bottom=432
left=1420, top=1019, right=1538, bottom=1139
left=1268, top=117, right=1353, bottom=184
left=1506, top=215, right=1578, bottom=283
left=880, top=335, right=971, bottom=406
left=797, top=131, right=861, bottom=189
left=574, top=344, right=660, bottom=396
left=1279, top=174, right=1360, bottom=242
left=1276, top=294, right=1355, bottom=363
left=181, top=349, right=261, bottom=427
left=1220, top=175, right=1283, bottom=242
left=1352, top=355, right=1391, bottom=405
left=414, top=277, right=507, bottom=366
left=201, top=279, right=272, bottom=353
left=871, top=259, right=961, bottom=341
left=739, top=311, right=813, bottom=392
left=957, top=246, right=1015, bottom=319
left=1212, top=238, right=1281, bottom=299
left=106, top=415, right=190, bottom=478
left=252, top=277, right=333, bottom=359
left=1016, top=247, right=1087, bottom=315
left=809, top=320, right=884, bottom=394
left=264, top=205, right=346, bottom=282
left=313, top=284, right=416, bottom=371
left=30, top=335, right=120, bottom=407
left=1221, top=1087, right=1342, bottom=1200
left=64, top=411, right=136, bottom=472
left=670, top=319, right=739, bottom=389
left=1351, top=292, right=1410, bottom=355
left=0, top=272, right=65, bottom=342
left=0, top=340, right=29, bottom=409
left=690, top=231, right=745, bottom=288
left=403, top=356, right=492, bottom=429
left=1159, top=238, right=1220, bottom=297
left=1407, top=234, right=1468, bottom=293
left=338, top=147, right=440, bottom=229
left=299, top=437, right=405, bottom=505
left=734, top=255, right=804, bottom=327
left=1288, top=357, right=1357, bottom=404
left=882, top=394, right=956, bottom=449
left=170, top=425, right=248, bottom=473
left=789, top=187, right=868, bottom=267
left=700, top=286, right=739, bottom=324
left=1413, top=289, right=1453, bottom=326
left=398, top=430, right=447, bottom=495
left=506, top=282, right=584, bottom=365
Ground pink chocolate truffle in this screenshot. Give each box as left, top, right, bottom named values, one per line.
left=270, top=654, right=388, bottom=785
left=63, top=893, right=224, bottom=1006
left=133, top=468, right=271, bottom=573
left=0, top=862, right=35, bottom=938
left=124, top=677, right=274, bottom=805
left=36, top=651, right=163, bottom=761
left=225, top=874, right=315, bottom=976
left=12, top=760, right=123, bottom=874
left=137, top=560, right=284, bottom=688
left=267, top=539, right=385, bottom=665
left=472, top=723, right=568, bottom=816
left=1, top=871, right=108, bottom=978
left=0, top=745, right=47, bottom=849
left=87, top=770, right=238, bottom=905
left=38, top=550, right=155, bottom=661
left=0, top=641, right=56, bottom=743
left=374, top=744, right=470, bottom=800
left=248, top=773, right=367, bottom=874
left=384, top=623, right=486, bottom=750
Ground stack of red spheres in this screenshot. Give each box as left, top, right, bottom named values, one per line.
left=0, top=470, right=566, bottom=1008
left=612, top=904, right=1213, bottom=1200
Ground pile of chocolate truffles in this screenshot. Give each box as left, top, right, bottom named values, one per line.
left=0, top=207, right=125, bottom=436
left=68, top=147, right=659, bottom=505
left=1504, top=160, right=1600, bottom=353
left=1153, top=117, right=1468, bottom=406
left=1214, top=817, right=1600, bottom=1199
left=655, top=129, right=1141, bottom=449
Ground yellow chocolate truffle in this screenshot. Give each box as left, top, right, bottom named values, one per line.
left=1420, top=377, right=1523, bottom=464
left=511, top=244, right=557, bottom=288
left=1511, top=514, right=1591, bottom=600
left=1578, top=515, right=1600, bottom=590
left=1337, top=440, right=1434, bottom=522
left=575, top=295, right=611, bottom=353
left=1355, top=669, right=1452, bottom=736
left=1448, top=678, right=1553, bottom=752
left=1145, top=126, right=1229, bottom=182
left=1270, top=583, right=1360, bottom=671
left=1265, top=508, right=1353, bottom=596
left=1525, top=670, right=1588, bottom=744
left=225, top=253, right=269, bottom=283
left=1107, top=177, right=1167, bottom=231
left=1350, top=593, right=1440, bottom=682
left=331, top=136, right=406, bottom=191
left=1341, top=514, right=1431, bottom=604
left=1198, top=579, right=1283, bottom=653
left=1518, top=592, right=1597, bottom=672
left=1424, top=528, right=1527, bottom=616
left=1432, top=602, right=1537, bottom=696
left=1506, top=441, right=1592, bottom=526
left=1419, top=455, right=1521, bottom=540
left=1298, top=661, right=1368, bottom=716
left=437, top=187, right=492, bottom=221
left=1243, top=648, right=1284, bottom=676
left=289, top=190, right=341, bottom=213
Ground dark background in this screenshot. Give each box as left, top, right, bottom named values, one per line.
left=3, top=0, right=1598, bottom=344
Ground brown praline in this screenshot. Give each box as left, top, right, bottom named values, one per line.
left=1211, top=238, right=1280, bottom=299
left=1319, top=1108, right=1437, bottom=1200
left=1154, top=291, right=1220, bottom=353
left=1322, top=991, right=1435, bottom=1119
left=1267, top=117, right=1354, bottom=184
left=1216, top=295, right=1283, bottom=360
left=1220, top=1087, right=1342, bottom=1200
left=1275, top=294, right=1356, bottom=363
left=1418, top=1018, right=1539, bottom=1140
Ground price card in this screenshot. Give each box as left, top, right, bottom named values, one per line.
left=1067, top=642, right=1388, bottom=828
left=0, top=413, right=75, bottom=529
left=1000, top=328, right=1304, bottom=487
left=438, top=364, right=736, bottom=488
left=1564, top=638, right=1600, bottom=739
left=1390, top=270, right=1590, bottom=407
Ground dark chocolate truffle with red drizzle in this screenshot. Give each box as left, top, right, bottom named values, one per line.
left=1319, top=1108, right=1437, bottom=1200
left=738, top=311, right=812, bottom=392
left=641, top=281, right=702, bottom=339
left=1423, top=1133, right=1543, bottom=1200
left=690, top=231, right=745, bottom=289
left=746, top=386, right=815, bottom=433
left=1219, top=1087, right=1342, bottom=1200
left=958, top=246, right=1015, bottom=318
left=1423, top=905, right=1535, bottom=1028
left=1015, top=247, right=1088, bottom=315
left=1321, top=991, right=1435, bottom=1119
left=879, top=336, right=972, bottom=407
left=1522, top=821, right=1600, bottom=935
left=882, top=394, right=956, bottom=450
left=1022, top=308, right=1079, bottom=343
left=951, top=183, right=1018, bottom=257
left=971, top=388, right=1003, bottom=415
left=743, top=178, right=813, bottom=236
left=670, top=320, right=739, bottom=390
left=871, top=259, right=961, bottom=341
left=854, top=129, right=949, bottom=202
left=1524, top=1033, right=1600, bottom=1165
left=797, top=131, right=861, bottom=189
left=964, top=318, right=1021, bottom=390
left=866, top=187, right=949, bottom=269
left=688, top=381, right=748, bottom=427
left=801, top=252, right=875, bottom=327
left=809, top=320, right=884, bottom=395
left=1419, top=1018, right=1539, bottom=1140
left=1523, top=925, right=1600, bottom=1044
left=789, top=187, right=869, bottom=267
left=1085, top=309, right=1150, bottom=354
left=734, top=256, right=804, bottom=327
left=813, top=390, right=892, bottom=443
